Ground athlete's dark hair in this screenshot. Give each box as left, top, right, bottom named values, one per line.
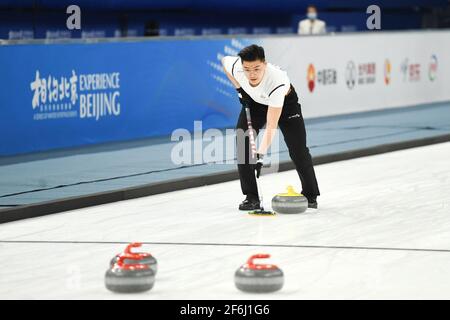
left=238, top=44, right=265, bottom=62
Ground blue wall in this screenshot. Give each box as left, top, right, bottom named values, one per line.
left=0, top=38, right=253, bottom=156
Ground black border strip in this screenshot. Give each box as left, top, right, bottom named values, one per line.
left=231, top=57, right=239, bottom=76
left=2, top=240, right=450, bottom=253
left=268, top=84, right=285, bottom=97
left=1, top=133, right=449, bottom=224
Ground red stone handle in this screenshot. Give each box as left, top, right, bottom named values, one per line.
left=123, top=242, right=151, bottom=259
left=114, top=254, right=149, bottom=271
left=246, top=254, right=278, bottom=270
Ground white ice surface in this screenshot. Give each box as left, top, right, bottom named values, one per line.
left=0, top=142, right=449, bottom=299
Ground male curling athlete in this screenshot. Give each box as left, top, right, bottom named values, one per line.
left=222, top=44, right=320, bottom=210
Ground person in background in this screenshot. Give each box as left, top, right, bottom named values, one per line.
left=298, top=5, right=327, bottom=35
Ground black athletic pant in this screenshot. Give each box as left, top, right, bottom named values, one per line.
left=236, top=85, right=320, bottom=201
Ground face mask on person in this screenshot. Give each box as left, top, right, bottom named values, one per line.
left=307, top=12, right=317, bottom=20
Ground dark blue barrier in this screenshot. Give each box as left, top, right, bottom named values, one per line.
left=0, top=38, right=251, bottom=156
left=1, top=0, right=446, bottom=10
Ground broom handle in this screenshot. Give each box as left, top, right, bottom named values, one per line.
left=244, top=107, right=264, bottom=210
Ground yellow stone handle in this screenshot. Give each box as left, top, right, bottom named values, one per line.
left=276, top=185, right=303, bottom=197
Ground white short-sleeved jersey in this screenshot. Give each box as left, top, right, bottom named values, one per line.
left=223, top=56, right=291, bottom=108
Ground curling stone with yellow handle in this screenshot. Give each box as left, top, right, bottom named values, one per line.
left=271, top=186, right=308, bottom=214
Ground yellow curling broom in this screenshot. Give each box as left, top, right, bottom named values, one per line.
left=245, top=107, right=275, bottom=216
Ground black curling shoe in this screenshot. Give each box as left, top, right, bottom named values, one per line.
left=307, top=197, right=318, bottom=209
left=239, top=196, right=261, bottom=211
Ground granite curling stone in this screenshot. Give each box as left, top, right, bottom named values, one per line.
left=234, top=254, right=284, bottom=293
left=271, top=185, right=308, bottom=214
left=105, top=254, right=155, bottom=293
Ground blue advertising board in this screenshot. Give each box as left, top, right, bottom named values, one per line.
left=0, top=38, right=253, bottom=156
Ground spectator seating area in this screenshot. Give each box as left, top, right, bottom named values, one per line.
left=0, top=0, right=448, bottom=40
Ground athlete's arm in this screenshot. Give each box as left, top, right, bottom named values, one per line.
left=257, top=106, right=282, bottom=155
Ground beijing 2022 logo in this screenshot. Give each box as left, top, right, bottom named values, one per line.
left=345, top=61, right=356, bottom=90
left=429, top=54, right=438, bottom=82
